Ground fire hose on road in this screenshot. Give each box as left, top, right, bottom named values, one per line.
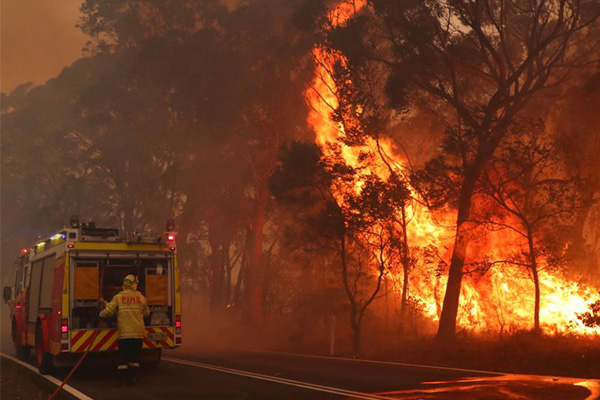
left=48, top=270, right=111, bottom=399
left=47, top=319, right=106, bottom=400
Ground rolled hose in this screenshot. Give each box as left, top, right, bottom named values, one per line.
left=47, top=319, right=105, bottom=400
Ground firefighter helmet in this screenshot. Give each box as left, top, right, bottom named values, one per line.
left=123, top=274, right=138, bottom=287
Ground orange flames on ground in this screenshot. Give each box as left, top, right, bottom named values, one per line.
left=305, top=0, right=600, bottom=336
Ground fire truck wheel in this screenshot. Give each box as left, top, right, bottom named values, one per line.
left=12, top=320, right=30, bottom=360
left=35, top=326, right=54, bottom=374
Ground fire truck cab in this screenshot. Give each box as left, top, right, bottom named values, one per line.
left=3, top=218, right=182, bottom=373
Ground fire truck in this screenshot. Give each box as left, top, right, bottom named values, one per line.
left=2, top=217, right=182, bottom=373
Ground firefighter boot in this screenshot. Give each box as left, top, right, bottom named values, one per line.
left=115, top=366, right=129, bottom=387
left=128, top=363, right=141, bottom=385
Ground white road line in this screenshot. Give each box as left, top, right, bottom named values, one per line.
left=0, top=353, right=94, bottom=400
left=234, top=349, right=506, bottom=376
left=236, top=349, right=594, bottom=381
left=164, top=356, right=398, bottom=400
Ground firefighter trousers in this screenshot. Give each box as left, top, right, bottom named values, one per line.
left=117, top=338, right=143, bottom=368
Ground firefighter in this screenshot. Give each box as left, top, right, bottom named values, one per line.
left=100, top=274, right=150, bottom=386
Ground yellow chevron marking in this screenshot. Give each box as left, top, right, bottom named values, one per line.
left=142, top=327, right=175, bottom=348
left=100, top=332, right=118, bottom=351
left=71, top=329, right=119, bottom=352
left=71, top=330, right=94, bottom=352
left=72, top=327, right=176, bottom=352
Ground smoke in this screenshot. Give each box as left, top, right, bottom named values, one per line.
left=0, top=0, right=87, bottom=93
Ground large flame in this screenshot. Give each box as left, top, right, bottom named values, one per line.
left=305, top=0, right=600, bottom=336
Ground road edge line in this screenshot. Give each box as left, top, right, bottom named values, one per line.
left=238, top=349, right=600, bottom=380
left=0, top=352, right=94, bottom=400
left=244, top=349, right=600, bottom=380
left=163, top=356, right=397, bottom=400
left=234, top=349, right=506, bottom=376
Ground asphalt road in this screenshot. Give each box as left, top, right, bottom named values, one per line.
left=3, top=347, right=599, bottom=400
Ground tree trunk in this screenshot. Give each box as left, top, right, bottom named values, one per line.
left=186, top=254, right=201, bottom=312
left=527, top=230, right=541, bottom=333
left=384, top=279, right=389, bottom=328
left=532, top=266, right=541, bottom=333
left=233, top=242, right=247, bottom=307
left=400, top=263, right=410, bottom=333
left=208, top=224, right=225, bottom=314
left=352, top=321, right=361, bottom=357
left=436, top=167, right=479, bottom=341
left=340, top=230, right=360, bottom=355
left=242, top=179, right=268, bottom=326
left=399, top=206, right=410, bottom=334
left=224, top=239, right=232, bottom=305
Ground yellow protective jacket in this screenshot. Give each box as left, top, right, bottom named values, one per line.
left=100, top=288, right=150, bottom=339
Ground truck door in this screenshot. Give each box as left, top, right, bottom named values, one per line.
left=28, top=259, right=43, bottom=324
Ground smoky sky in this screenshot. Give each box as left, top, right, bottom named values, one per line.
left=1, top=0, right=87, bottom=93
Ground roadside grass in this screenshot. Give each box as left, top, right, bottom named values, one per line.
left=179, top=313, right=600, bottom=379
left=364, top=333, right=600, bottom=379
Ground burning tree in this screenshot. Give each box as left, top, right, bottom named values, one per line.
left=578, top=298, right=600, bottom=329
left=320, top=0, right=600, bottom=340
left=340, top=169, right=411, bottom=354
left=271, top=141, right=411, bottom=355
left=478, top=120, right=578, bottom=333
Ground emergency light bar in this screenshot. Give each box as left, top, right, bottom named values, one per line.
left=33, top=218, right=181, bottom=248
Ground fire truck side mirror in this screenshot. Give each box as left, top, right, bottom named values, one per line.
left=3, top=286, right=12, bottom=303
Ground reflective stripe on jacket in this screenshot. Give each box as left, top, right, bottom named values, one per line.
left=99, top=288, right=150, bottom=339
